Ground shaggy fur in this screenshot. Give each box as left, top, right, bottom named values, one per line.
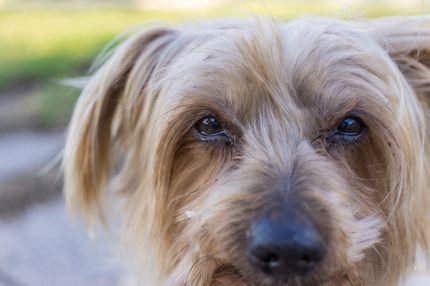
left=63, top=16, right=430, bottom=286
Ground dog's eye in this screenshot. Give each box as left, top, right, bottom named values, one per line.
left=194, top=115, right=231, bottom=144
left=195, top=115, right=224, bottom=135
left=335, top=116, right=366, bottom=137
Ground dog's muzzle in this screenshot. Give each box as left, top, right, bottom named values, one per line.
left=246, top=206, right=326, bottom=278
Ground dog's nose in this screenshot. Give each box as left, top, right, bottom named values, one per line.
left=246, top=208, right=325, bottom=277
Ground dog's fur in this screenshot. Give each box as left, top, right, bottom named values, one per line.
left=63, top=16, right=430, bottom=286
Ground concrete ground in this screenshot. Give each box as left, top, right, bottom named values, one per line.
left=0, top=130, right=122, bottom=286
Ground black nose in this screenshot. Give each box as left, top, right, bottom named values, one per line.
left=247, top=208, right=325, bottom=277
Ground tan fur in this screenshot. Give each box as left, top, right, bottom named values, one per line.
left=63, top=16, right=430, bottom=286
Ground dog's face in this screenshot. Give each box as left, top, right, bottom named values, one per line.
left=64, top=16, right=430, bottom=286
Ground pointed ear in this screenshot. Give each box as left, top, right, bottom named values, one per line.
left=63, top=27, right=176, bottom=228
left=371, top=16, right=430, bottom=101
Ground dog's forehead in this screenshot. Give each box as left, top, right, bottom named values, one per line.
left=162, top=17, right=391, bottom=124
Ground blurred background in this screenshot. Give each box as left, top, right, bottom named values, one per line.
left=0, top=0, right=429, bottom=285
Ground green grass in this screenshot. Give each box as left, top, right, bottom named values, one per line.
left=1, top=4, right=427, bottom=88
left=0, top=3, right=427, bottom=127
left=0, top=9, right=190, bottom=88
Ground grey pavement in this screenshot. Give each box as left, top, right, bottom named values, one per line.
left=0, top=198, right=121, bottom=286
left=0, top=131, right=63, bottom=181
left=0, top=130, right=122, bottom=286
left=0, top=130, right=64, bottom=219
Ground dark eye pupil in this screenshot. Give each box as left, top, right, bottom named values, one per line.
left=336, top=117, right=363, bottom=135
left=196, top=115, right=223, bottom=136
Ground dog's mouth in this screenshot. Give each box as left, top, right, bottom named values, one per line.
left=212, top=264, right=295, bottom=286
left=211, top=265, right=249, bottom=285
left=212, top=264, right=353, bottom=286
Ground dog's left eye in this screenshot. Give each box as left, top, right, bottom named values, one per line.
left=335, top=116, right=366, bottom=137
left=194, top=114, right=230, bottom=142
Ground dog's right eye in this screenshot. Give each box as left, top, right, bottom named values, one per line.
left=194, top=114, right=230, bottom=143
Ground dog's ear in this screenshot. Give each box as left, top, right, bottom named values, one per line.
left=63, top=27, right=175, bottom=227
left=371, top=16, right=430, bottom=101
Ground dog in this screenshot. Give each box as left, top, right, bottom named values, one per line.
left=63, top=15, right=430, bottom=286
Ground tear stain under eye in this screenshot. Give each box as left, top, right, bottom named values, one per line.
left=195, top=128, right=235, bottom=146
left=310, top=136, right=328, bottom=153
